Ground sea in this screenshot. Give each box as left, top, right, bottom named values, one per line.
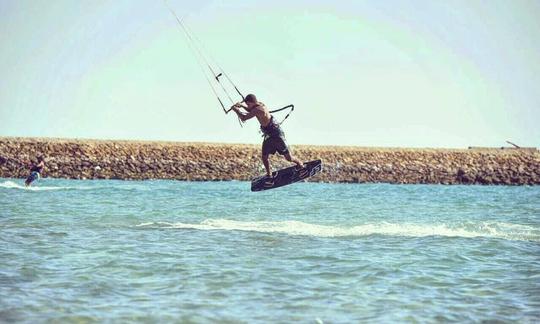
left=1, top=178, right=539, bottom=323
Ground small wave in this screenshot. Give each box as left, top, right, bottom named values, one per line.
left=136, top=219, right=539, bottom=242
left=0, top=180, right=166, bottom=192
left=0, top=181, right=78, bottom=191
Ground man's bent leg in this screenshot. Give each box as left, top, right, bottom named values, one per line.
left=284, top=152, right=303, bottom=168
left=262, top=154, right=272, bottom=177
left=284, top=152, right=308, bottom=177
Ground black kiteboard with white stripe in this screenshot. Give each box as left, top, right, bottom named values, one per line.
left=251, top=159, right=322, bottom=192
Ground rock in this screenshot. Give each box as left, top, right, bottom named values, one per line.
left=1, top=138, right=538, bottom=185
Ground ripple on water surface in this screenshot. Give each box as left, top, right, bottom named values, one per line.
left=1, top=178, right=539, bottom=322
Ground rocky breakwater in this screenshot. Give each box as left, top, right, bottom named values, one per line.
left=0, top=137, right=538, bottom=185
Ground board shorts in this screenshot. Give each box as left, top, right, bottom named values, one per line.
left=262, top=135, right=289, bottom=156
left=261, top=117, right=289, bottom=156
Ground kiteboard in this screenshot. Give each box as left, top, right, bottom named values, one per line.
left=24, top=171, right=40, bottom=187
left=251, top=159, right=322, bottom=192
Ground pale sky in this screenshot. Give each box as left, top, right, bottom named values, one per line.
left=1, top=0, right=539, bottom=148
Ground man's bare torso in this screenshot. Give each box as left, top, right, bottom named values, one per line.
left=251, top=102, right=272, bottom=127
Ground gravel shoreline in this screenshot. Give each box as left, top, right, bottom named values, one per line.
left=1, top=137, right=538, bottom=185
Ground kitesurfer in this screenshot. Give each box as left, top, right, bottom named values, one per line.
left=231, top=94, right=306, bottom=186
left=25, top=156, right=45, bottom=186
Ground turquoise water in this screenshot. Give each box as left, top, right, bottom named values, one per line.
left=1, top=178, right=539, bottom=323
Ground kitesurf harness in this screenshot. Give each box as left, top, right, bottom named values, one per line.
left=164, top=1, right=295, bottom=126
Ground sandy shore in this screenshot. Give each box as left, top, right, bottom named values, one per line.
left=0, top=137, right=538, bottom=185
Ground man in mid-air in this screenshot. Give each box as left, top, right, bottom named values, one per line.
left=231, top=94, right=306, bottom=186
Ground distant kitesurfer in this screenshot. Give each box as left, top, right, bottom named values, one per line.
left=25, top=156, right=45, bottom=186
left=231, top=94, right=307, bottom=186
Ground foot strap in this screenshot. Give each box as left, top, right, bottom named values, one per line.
left=264, top=177, right=274, bottom=187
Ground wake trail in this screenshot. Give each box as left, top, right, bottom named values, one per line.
left=0, top=181, right=75, bottom=191
left=136, top=219, right=540, bottom=242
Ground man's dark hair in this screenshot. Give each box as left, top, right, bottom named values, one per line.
left=244, top=94, right=257, bottom=103
left=37, top=156, right=44, bottom=162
